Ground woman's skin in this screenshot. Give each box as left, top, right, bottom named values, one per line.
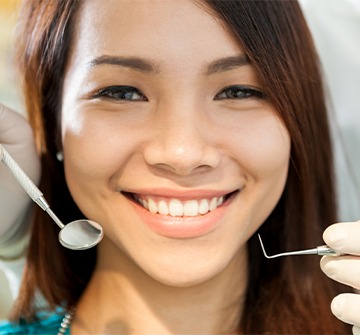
left=60, top=0, right=291, bottom=333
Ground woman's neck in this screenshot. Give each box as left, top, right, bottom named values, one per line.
left=72, top=240, right=248, bottom=335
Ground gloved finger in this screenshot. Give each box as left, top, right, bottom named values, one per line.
left=353, top=325, right=360, bottom=335
left=0, top=103, right=40, bottom=183
left=0, top=103, right=32, bottom=145
left=323, top=221, right=360, bottom=256
left=331, top=293, right=360, bottom=327
left=321, top=255, right=360, bottom=289
left=0, top=103, right=41, bottom=238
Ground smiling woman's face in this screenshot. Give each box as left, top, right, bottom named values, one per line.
left=61, top=0, right=290, bottom=286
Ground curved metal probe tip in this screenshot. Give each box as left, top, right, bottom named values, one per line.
left=257, top=234, right=340, bottom=259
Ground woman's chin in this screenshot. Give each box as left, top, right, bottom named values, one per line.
left=133, top=245, right=247, bottom=290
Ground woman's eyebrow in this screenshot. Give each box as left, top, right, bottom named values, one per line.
left=204, top=55, right=250, bottom=75
left=87, top=55, right=161, bottom=74
left=87, top=54, right=249, bottom=75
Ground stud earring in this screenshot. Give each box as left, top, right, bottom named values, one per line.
left=56, top=151, right=64, bottom=162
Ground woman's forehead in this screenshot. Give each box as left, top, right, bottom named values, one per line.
left=69, top=0, right=241, bottom=67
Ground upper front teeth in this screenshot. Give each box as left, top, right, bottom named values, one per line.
left=134, top=196, right=224, bottom=217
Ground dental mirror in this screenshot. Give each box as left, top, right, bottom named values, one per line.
left=258, top=234, right=340, bottom=259
left=0, top=144, right=103, bottom=250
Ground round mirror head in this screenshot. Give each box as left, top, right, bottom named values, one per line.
left=59, top=220, right=104, bottom=250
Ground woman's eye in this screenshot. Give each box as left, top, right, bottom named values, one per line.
left=214, top=85, right=265, bottom=100
left=92, top=86, right=147, bottom=101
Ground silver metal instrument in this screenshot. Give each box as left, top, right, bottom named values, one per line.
left=0, top=144, right=103, bottom=250
left=258, top=234, right=341, bottom=258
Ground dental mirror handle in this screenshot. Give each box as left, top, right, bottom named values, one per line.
left=0, top=144, right=64, bottom=229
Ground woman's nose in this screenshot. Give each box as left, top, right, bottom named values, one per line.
left=143, top=103, right=221, bottom=176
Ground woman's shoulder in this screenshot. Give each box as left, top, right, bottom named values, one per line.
left=0, top=310, right=67, bottom=335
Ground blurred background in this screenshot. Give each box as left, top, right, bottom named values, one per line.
left=0, top=0, right=21, bottom=112
left=0, top=0, right=21, bottom=319
left=0, top=0, right=359, bottom=321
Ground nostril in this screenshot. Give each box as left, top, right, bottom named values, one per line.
left=143, top=146, right=221, bottom=177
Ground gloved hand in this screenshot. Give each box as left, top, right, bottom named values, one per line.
left=321, top=220, right=360, bottom=335
left=0, top=103, right=41, bottom=239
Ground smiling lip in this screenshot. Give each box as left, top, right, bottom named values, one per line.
left=123, top=189, right=238, bottom=239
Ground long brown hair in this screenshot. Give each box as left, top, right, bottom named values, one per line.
left=11, top=0, right=349, bottom=333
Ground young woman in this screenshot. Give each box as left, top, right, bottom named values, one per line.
left=0, top=0, right=359, bottom=334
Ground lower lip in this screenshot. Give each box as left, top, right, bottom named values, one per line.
left=128, top=195, right=236, bottom=239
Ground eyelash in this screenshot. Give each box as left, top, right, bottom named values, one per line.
left=91, top=85, right=265, bottom=101
left=92, top=86, right=148, bottom=101
left=214, top=85, right=265, bottom=100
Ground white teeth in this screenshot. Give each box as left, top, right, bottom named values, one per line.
left=134, top=195, right=225, bottom=217
left=209, top=197, right=218, bottom=211
left=158, top=200, right=169, bottom=215
left=148, top=198, right=157, bottom=214
left=198, top=199, right=209, bottom=214
left=169, top=199, right=183, bottom=217
left=183, top=200, right=199, bottom=217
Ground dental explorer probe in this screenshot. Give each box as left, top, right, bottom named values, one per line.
left=258, top=234, right=341, bottom=259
